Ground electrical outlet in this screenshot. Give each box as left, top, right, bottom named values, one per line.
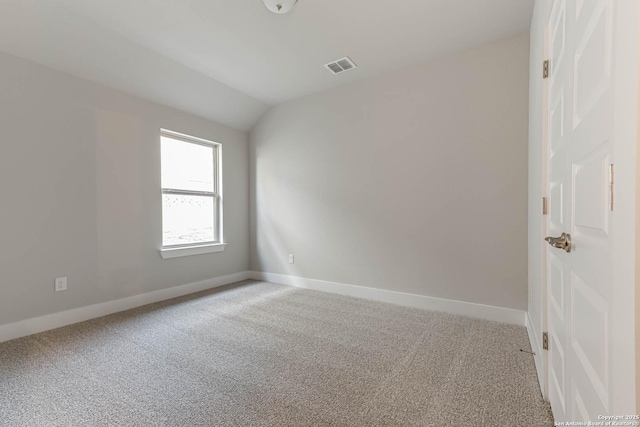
left=288, top=254, right=294, bottom=264
left=55, top=277, right=67, bottom=292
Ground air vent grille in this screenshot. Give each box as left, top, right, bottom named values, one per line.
left=325, top=57, right=357, bottom=74
left=327, top=63, right=343, bottom=74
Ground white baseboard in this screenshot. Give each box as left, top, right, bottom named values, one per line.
left=0, top=271, right=251, bottom=344
left=1, top=269, right=527, bottom=344
left=526, top=312, right=547, bottom=399
left=249, top=271, right=525, bottom=326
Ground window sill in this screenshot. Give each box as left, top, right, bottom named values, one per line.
left=160, top=243, right=227, bottom=259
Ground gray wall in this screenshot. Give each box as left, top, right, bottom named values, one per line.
left=250, top=33, right=530, bottom=310
left=0, top=51, right=250, bottom=326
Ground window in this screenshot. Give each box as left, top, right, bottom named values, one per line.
left=160, top=129, right=224, bottom=258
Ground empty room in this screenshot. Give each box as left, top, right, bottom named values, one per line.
left=0, top=0, right=638, bottom=425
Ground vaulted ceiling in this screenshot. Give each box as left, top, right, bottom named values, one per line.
left=0, top=0, right=534, bottom=130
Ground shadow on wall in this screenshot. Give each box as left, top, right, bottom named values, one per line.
left=253, top=154, right=305, bottom=280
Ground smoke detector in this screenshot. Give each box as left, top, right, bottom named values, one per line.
left=324, top=57, right=357, bottom=75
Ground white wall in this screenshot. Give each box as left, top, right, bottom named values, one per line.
left=0, top=51, right=250, bottom=326
left=250, top=34, right=530, bottom=310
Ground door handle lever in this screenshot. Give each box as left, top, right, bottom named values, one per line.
left=545, top=233, right=572, bottom=253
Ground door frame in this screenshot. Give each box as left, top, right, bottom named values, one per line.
left=609, top=0, right=639, bottom=412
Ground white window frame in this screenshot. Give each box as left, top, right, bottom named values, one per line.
left=159, top=129, right=225, bottom=259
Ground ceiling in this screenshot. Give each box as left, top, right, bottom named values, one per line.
left=0, top=0, right=534, bottom=131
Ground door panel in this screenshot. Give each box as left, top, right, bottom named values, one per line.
left=549, top=319, right=567, bottom=415
left=549, top=182, right=564, bottom=229
left=549, top=89, right=565, bottom=157
left=571, top=271, right=609, bottom=405
left=550, top=0, right=566, bottom=82
left=572, top=146, right=609, bottom=235
left=549, top=255, right=564, bottom=317
left=572, top=0, right=612, bottom=128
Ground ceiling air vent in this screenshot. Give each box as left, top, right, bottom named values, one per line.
left=324, top=57, right=357, bottom=75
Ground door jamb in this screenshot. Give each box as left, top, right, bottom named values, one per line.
left=539, top=11, right=551, bottom=401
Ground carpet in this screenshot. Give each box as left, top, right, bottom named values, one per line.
left=0, top=280, right=553, bottom=426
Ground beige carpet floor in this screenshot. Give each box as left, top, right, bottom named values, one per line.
left=0, top=280, right=553, bottom=426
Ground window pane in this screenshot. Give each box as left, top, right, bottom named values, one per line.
left=162, top=194, right=215, bottom=246
left=161, top=136, right=214, bottom=192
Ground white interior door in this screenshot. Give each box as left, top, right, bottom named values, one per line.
left=546, top=0, right=617, bottom=421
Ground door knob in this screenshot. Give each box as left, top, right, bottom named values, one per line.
left=545, top=233, right=572, bottom=253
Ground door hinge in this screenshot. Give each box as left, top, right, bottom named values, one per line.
left=543, top=60, right=549, bottom=79
left=542, top=197, right=548, bottom=215
left=543, top=332, right=549, bottom=351
left=609, top=163, right=614, bottom=211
